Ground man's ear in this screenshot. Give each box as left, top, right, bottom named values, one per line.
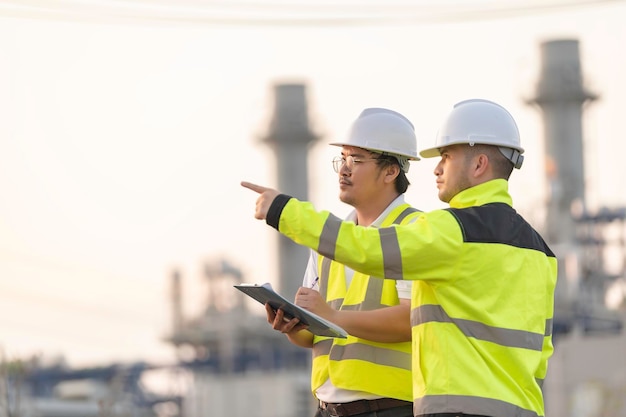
left=473, top=153, right=489, bottom=178
left=384, top=164, right=401, bottom=184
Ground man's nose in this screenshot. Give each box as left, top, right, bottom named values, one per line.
left=433, top=164, right=442, bottom=176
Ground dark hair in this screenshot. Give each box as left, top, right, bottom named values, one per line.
left=374, top=153, right=410, bottom=194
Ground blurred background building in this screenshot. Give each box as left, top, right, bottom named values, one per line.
left=529, top=39, right=626, bottom=417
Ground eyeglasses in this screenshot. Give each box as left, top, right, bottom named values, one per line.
left=332, top=155, right=380, bottom=173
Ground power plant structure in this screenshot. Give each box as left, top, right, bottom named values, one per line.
left=532, top=39, right=597, bottom=246
left=166, top=84, right=319, bottom=417
left=529, top=39, right=626, bottom=417
left=261, top=83, right=320, bottom=300
left=0, top=84, right=321, bottom=417
left=528, top=40, right=623, bottom=335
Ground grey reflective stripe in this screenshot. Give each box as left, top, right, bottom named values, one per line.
left=377, top=206, right=419, bottom=281
left=318, top=214, right=342, bottom=259
left=329, top=343, right=411, bottom=371
left=393, top=207, right=421, bottom=224
left=312, top=339, right=333, bottom=358
left=318, top=257, right=344, bottom=309
left=324, top=274, right=384, bottom=311
left=329, top=299, right=343, bottom=310
left=379, top=227, right=404, bottom=280
left=411, top=305, right=544, bottom=351
left=545, top=318, right=553, bottom=336
left=414, top=394, right=540, bottom=417
left=360, top=276, right=384, bottom=310
left=333, top=261, right=385, bottom=311
left=341, top=300, right=384, bottom=311
left=319, top=257, right=332, bottom=299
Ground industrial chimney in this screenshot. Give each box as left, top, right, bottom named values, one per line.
left=528, top=39, right=598, bottom=244
left=261, top=83, right=320, bottom=299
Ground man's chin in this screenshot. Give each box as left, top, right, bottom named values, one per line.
left=339, top=193, right=353, bottom=205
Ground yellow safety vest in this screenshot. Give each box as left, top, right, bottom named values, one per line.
left=273, top=179, right=557, bottom=417
left=311, top=204, right=420, bottom=401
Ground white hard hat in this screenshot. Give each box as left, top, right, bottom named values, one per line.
left=330, top=107, right=419, bottom=173
left=420, top=99, right=525, bottom=169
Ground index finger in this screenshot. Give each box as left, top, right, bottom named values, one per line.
left=241, top=181, right=270, bottom=194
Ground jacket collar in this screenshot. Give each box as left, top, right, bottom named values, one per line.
left=448, top=179, right=513, bottom=209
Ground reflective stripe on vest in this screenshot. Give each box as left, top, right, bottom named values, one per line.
left=413, top=395, right=541, bottom=417
left=411, top=305, right=545, bottom=351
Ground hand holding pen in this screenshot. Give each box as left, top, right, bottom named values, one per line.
left=311, top=276, right=319, bottom=289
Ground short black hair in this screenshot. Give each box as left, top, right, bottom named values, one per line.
left=373, top=153, right=410, bottom=193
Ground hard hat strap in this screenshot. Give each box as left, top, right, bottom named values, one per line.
left=396, top=157, right=410, bottom=173
left=498, top=147, right=524, bottom=169
left=378, top=152, right=410, bottom=173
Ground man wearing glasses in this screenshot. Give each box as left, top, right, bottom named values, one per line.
left=265, top=108, right=421, bottom=417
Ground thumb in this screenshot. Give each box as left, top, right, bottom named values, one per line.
left=241, top=181, right=270, bottom=194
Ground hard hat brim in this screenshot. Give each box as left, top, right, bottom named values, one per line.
left=419, top=142, right=524, bottom=159
left=419, top=147, right=441, bottom=158
left=329, top=141, right=421, bottom=161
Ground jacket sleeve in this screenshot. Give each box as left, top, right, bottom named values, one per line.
left=273, top=197, right=462, bottom=281
left=266, top=194, right=293, bottom=230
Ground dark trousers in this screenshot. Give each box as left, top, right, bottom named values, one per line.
left=314, top=404, right=414, bottom=417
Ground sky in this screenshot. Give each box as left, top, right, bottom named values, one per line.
left=1, top=0, right=626, bottom=368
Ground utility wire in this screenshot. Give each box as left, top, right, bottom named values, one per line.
left=0, top=0, right=623, bottom=26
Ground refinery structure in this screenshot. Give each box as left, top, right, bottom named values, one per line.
left=3, top=38, right=626, bottom=417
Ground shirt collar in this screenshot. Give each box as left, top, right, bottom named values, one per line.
left=345, top=194, right=406, bottom=227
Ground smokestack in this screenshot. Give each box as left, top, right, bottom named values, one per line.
left=171, top=269, right=183, bottom=335
left=528, top=39, right=597, bottom=244
left=261, top=83, right=320, bottom=299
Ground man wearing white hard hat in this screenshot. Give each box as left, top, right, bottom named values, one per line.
left=265, top=107, right=421, bottom=417
left=243, top=98, right=557, bottom=417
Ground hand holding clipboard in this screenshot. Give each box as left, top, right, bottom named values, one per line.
left=234, top=282, right=347, bottom=338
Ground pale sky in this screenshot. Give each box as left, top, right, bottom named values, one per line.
left=1, top=0, right=625, bottom=367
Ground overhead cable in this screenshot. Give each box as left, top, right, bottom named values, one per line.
left=0, top=0, right=623, bottom=26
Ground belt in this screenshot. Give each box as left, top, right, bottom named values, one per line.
left=418, top=414, right=490, bottom=417
left=418, top=414, right=489, bottom=417
left=319, top=398, right=413, bottom=417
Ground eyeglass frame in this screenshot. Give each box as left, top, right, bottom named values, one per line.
left=332, top=155, right=382, bottom=173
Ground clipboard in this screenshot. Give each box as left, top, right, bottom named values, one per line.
left=234, top=282, right=348, bottom=338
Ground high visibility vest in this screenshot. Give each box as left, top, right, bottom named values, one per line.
left=310, top=204, right=420, bottom=401
left=274, top=179, right=557, bottom=417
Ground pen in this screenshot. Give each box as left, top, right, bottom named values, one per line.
left=311, top=276, right=319, bottom=289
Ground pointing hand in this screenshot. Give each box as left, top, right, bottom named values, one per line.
left=241, top=181, right=280, bottom=220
